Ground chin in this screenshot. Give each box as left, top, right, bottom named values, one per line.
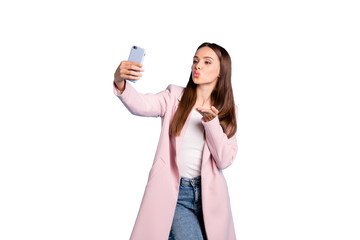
left=192, top=78, right=200, bottom=85
left=193, top=79, right=213, bottom=86
left=193, top=77, right=207, bottom=84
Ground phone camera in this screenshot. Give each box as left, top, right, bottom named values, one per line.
left=133, top=46, right=138, bottom=49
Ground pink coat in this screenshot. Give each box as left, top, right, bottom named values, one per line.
left=114, top=82, right=238, bottom=240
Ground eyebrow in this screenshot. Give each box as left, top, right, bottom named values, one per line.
left=194, top=56, right=214, bottom=60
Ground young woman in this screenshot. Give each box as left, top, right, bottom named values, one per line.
left=113, top=42, right=238, bottom=240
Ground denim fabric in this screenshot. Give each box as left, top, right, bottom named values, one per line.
left=168, top=176, right=207, bottom=240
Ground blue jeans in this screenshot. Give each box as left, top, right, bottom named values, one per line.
left=168, top=176, right=207, bottom=240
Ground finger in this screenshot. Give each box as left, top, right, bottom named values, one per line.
left=127, top=70, right=143, bottom=77
left=197, top=108, right=216, bottom=118
left=210, top=106, right=219, bottom=115
left=202, top=115, right=208, bottom=122
left=119, top=73, right=141, bottom=81
left=129, top=65, right=144, bottom=72
left=124, top=75, right=140, bottom=81
left=121, top=60, right=142, bottom=67
left=120, top=69, right=143, bottom=78
left=203, top=115, right=213, bottom=122
left=127, top=61, right=143, bottom=67
left=121, top=62, right=144, bottom=72
left=200, top=112, right=214, bottom=122
left=200, top=107, right=218, bottom=116
left=126, top=61, right=143, bottom=71
left=196, top=109, right=207, bottom=117
left=196, top=108, right=204, bottom=115
left=196, top=107, right=209, bottom=113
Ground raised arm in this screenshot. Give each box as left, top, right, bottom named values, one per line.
left=113, top=61, right=175, bottom=117
left=114, top=80, right=172, bottom=117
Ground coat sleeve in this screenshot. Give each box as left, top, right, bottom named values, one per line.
left=113, top=81, right=175, bottom=118
left=202, top=107, right=238, bottom=170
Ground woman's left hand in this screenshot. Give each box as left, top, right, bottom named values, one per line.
left=196, top=106, right=219, bottom=122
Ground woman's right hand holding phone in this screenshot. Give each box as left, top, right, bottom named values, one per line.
left=114, top=61, right=144, bottom=91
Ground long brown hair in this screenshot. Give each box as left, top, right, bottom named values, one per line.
left=169, top=42, right=237, bottom=138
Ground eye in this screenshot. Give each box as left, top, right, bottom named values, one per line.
left=193, top=60, right=199, bottom=64
left=205, top=61, right=212, bottom=64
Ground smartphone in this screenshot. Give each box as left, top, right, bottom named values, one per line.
left=127, top=46, right=146, bottom=83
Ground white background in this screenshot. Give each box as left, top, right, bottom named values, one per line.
left=1, top=0, right=359, bottom=239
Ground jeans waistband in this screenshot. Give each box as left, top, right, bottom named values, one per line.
left=180, top=176, right=201, bottom=186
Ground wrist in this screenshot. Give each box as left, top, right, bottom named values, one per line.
left=114, top=79, right=125, bottom=92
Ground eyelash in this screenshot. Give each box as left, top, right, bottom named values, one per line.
left=193, top=60, right=211, bottom=64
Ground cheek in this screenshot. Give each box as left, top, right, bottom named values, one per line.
left=210, top=66, right=220, bottom=78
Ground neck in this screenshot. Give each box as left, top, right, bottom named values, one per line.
left=195, top=83, right=215, bottom=108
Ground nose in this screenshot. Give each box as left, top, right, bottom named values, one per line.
left=195, top=62, right=201, bottom=70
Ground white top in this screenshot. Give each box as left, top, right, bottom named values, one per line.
left=176, top=109, right=205, bottom=178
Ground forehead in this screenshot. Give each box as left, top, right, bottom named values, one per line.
left=194, top=46, right=218, bottom=60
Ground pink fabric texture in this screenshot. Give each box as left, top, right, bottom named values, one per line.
left=114, top=81, right=238, bottom=240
